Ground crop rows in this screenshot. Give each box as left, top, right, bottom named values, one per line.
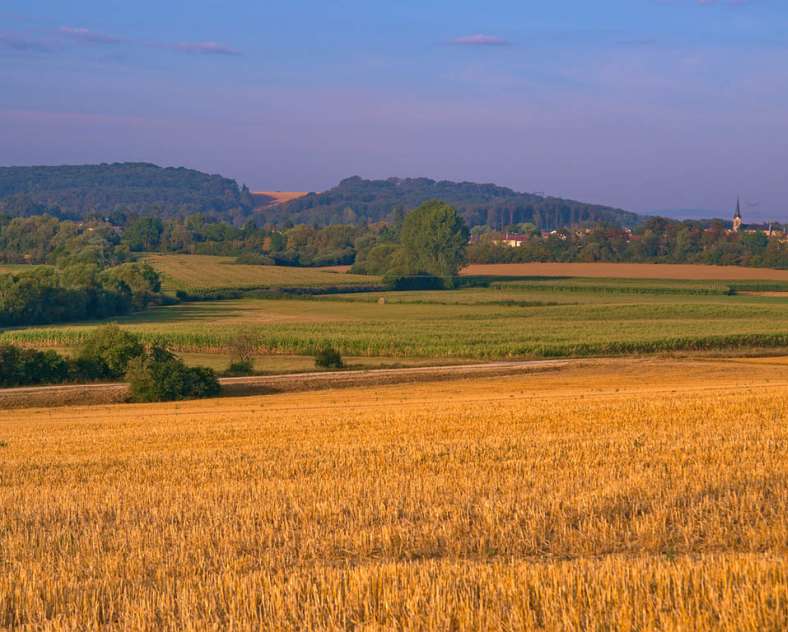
left=6, top=327, right=788, bottom=360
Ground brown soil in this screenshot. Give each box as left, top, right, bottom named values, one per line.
left=461, top=262, right=788, bottom=281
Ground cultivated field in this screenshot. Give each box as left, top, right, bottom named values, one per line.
left=6, top=278, right=788, bottom=359
left=143, top=254, right=379, bottom=293
left=463, top=262, right=788, bottom=281
left=1, top=358, right=786, bottom=629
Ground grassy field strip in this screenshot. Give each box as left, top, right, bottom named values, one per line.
left=4, top=268, right=788, bottom=360
left=1, top=358, right=785, bottom=629
left=2, top=290, right=788, bottom=359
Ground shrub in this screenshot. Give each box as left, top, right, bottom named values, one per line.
left=68, top=356, right=108, bottom=382
left=314, top=346, right=344, bottom=369
left=227, top=329, right=258, bottom=368
left=78, top=325, right=145, bottom=378
left=226, top=360, right=255, bottom=377
left=383, top=273, right=446, bottom=291
left=235, top=253, right=275, bottom=266
left=126, top=344, right=221, bottom=402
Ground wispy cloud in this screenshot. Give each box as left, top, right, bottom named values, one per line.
left=59, top=26, right=123, bottom=45
left=1, top=25, right=241, bottom=60
left=657, top=0, right=751, bottom=5
left=654, top=0, right=750, bottom=5
left=172, top=41, right=241, bottom=56
left=616, top=38, right=658, bottom=47
left=0, top=33, right=54, bottom=54
left=450, top=34, right=510, bottom=47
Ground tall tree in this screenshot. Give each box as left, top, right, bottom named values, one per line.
left=399, top=200, right=469, bottom=284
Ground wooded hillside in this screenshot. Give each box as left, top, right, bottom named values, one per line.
left=267, top=176, right=641, bottom=229
left=0, top=163, right=254, bottom=221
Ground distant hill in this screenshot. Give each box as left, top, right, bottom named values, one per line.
left=0, top=163, right=254, bottom=220
left=265, top=176, right=642, bottom=229
left=0, top=165, right=642, bottom=230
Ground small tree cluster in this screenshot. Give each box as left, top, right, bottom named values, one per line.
left=314, top=346, right=344, bottom=369
left=0, top=263, right=163, bottom=327
left=0, top=325, right=220, bottom=402
left=125, top=344, right=220, bottom=403
left=0, top=345, right=70, bottom=387
left=77, top=324, right=145, bottom=379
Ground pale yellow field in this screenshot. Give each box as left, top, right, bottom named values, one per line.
left=1, top=358, right=786, bottom=630
left=143, top=254, right=378, bottom=292
left=252, top=191, right=309, bottom=206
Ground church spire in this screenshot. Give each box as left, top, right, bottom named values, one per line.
left=732, top=196, right=743, bottom=233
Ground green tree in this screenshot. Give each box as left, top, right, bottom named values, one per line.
left=124, top=217, right=164, bottom=251
left=78, top=324, right=145, bottom=379
left=99, top=263, right=161, bottom=310
left=398, top=200, right=469, bottom=285
left=125, top=343, right=220, bottom=402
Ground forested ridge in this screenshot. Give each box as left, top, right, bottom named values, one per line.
left=0, top=163, right=255, bottom=221
left=270, top=176, right=641, bottom=230
left=0, top=165, right=641, bottom=230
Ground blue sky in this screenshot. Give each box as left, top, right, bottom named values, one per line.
left=1, top=1, right=787, bottom=219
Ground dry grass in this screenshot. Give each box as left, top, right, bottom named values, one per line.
left=0, top=358, right=786, bottom=630
left=463, top=262, right=788, bottom=281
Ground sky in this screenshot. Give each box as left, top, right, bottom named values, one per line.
left=1, top=1, right=787, bottom=220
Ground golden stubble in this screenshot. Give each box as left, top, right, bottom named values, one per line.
left=0, top=360, right=786, bottom=630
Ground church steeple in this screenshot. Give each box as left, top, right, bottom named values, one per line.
left=732, top=196, right=743, bottom=233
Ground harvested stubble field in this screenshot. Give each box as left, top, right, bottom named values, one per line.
left=144, top=254, right=378, bottom=293
left=0, top=358, right=786, bottom=629
left=5, top=279, right=788, bottom=359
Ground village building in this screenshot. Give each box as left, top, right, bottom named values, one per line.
left=494, top=233, right=529, bottom=247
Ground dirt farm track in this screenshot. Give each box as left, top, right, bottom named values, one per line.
left=461, top=262, right=788, bottom=281
left=0, top=360, right=570, bottom=410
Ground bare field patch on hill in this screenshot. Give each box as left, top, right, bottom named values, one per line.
left=252, top=191, right=308, bottom=206
left=0, top=359, right=786, bottom=629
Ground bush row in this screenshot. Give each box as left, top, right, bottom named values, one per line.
left=0, top=325, right=220, bottom=402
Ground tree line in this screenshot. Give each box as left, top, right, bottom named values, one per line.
left=468, top=218, right=788, bottom=268
left=0, top=263, right=164, bottom=327
left=0, top=213, right=363, bottom=268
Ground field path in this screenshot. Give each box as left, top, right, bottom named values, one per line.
left=0, top=360, right=570, bottom=409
